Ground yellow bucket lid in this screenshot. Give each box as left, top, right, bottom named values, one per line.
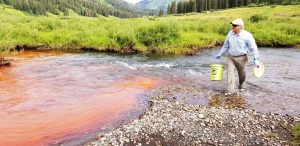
left=253, top=63, right=265, bottom=78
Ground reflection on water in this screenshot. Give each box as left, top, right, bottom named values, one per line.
left=0, top=51, right=158, bottom=146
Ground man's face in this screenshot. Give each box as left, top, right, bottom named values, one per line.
left=232, top=24, right=241, bottom=34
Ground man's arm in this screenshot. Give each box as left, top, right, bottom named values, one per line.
left=217, top=32, right=230, bottom=57
left=247, top=33, right=259, bottom=60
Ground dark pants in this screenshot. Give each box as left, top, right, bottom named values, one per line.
left=227, top=54, right=248, bottom=93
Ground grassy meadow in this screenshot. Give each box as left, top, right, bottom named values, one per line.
left=0, top=4, right=299, bottom=56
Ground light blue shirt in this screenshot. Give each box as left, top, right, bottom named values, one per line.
left=217, top=30, right=259, bottom=60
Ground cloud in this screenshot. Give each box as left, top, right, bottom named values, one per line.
left=123, top=0, right=141, bottom=4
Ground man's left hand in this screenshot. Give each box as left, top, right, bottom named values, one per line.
left=254, top=60, right=260, bottom=68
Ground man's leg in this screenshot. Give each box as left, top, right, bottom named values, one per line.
left=227, top=56, right=235, bottom=93
left=235, top=55, right=248, bottom=89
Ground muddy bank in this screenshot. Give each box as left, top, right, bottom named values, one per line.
left=0, top=57, right=11, bottom=66
left=87, top=84, right=300, bottom=146
left=5, top=43, right=300, bottom=57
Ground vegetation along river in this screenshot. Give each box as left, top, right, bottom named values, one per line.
left=0, top=48, right=299, bottom=145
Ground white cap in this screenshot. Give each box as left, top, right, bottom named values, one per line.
left=230, top=18, right=244, bottom=28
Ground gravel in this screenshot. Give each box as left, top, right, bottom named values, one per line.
left=86, top=85, right=299, bottom=146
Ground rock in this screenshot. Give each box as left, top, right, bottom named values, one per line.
left=198, top=114, right=205, bottom=119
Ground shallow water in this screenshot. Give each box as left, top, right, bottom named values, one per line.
left=0, top=48, right=299, bottom=145
left=108, top=48, right=300, bottom=115
left=0, top=51, right=159, bottom=146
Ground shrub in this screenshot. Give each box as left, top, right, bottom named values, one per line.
left=109, top=31, right=136, bottom=48
left=247, top=3, right=258, bottom=7
left=284, top=26, right=300, bottom=36
left=217, top=25, right=229, bottom=36
left=136, top=23, right=179, bottom=47
left=249, top=14, right=268, bottom=23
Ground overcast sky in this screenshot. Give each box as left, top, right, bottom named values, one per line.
left=123, top=0, right=141, bottom=4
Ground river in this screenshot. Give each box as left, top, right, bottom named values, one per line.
left=0, top=48, right=299, bottom=145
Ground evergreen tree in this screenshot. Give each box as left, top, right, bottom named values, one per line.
left=192, top=0, right=197, bottom=12
left=177, top=1, right=183, bottom=13
left=212, top=0, right=218, bottom=9
left=208, top=0, right=212, bottom=10
left=225, top=0, right=229, bottom=8
left=171, top=1, right=177, bottom=14
left=0, top=0, right=155, bottom=18
left=245, top=0, right=252, bottom=5
left=158, top=9, right=163, bottom=16
left=167, top=4, right=171, bottom=14
left=239, top=0, right=245, bottom=6
left=196, top=0, right=202, bottom=12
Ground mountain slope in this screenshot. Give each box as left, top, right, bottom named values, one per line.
left=0, top=0, right=156, bottom=18
left=135, top=0, right=181, bottom=10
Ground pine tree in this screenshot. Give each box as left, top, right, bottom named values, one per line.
left=177, top=1, right=183, bottom=13
left=245, top=0, right=252, bottom=5
left=171, top=1, right=177, bottom=14
left=208, top=0, right=211, bottom=10
left=167, top=4, right=171, bottom=14
left=196, top=0, right=202, bottom=12
left=212, top=0, right=218, bottom=9
left=224, top=0, right=229, bottom=8
left=192, top=0, right=197, bottom=12
left=239, top=0, right=245, bottom=6
left=158, top=9, right=163, bottom=16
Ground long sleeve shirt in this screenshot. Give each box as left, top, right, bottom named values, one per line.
left=217, top=30, right=259, bottom=60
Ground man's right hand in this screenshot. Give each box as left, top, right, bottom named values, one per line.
left=216, top=55, right=221, bottom=59
left=254, top=60, right=260, bottom=68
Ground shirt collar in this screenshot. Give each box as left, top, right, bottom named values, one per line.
left=231, top=29, right=244, bottom=36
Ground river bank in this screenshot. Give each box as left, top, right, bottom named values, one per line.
left=1, top=5, right=300, bottom=56
left=0, top=57, right=12, bottom=66
left=87, top=84, right=300, bottom=146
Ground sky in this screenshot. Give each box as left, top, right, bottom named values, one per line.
left=123, top=0, right=141, bottom=4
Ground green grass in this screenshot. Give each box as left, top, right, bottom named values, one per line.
left=0, top=5, right=299, bottom=55
left=292, top=124, right=300, bottom=146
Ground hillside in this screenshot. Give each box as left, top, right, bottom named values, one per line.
left=0, top=0, right=156, bottom=18
left=135, top=0, right=181, bottom=10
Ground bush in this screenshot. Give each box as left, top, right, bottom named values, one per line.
left=108, top=31, right=136, bottom=48
left=247, top=3, right=257, bottom=7
left=249, top=14, right=268, bottom=23
left=217, top=25, right=229, bottom=36
left=284, top=26, right=300, bottom=36
left=136, top=23, right=179, bottom=47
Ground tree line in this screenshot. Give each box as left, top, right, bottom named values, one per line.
left=0, top=0, right=156, bottom=18
left=167, top=0, right=300, bottom=14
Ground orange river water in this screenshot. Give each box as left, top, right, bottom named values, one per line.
left=0, top=51, right=159, bottom=146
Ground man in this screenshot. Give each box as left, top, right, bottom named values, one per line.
left=216, top=18, right=260, bottom=94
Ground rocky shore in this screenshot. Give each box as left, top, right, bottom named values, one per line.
left=87, top=85, right=299, bottom=146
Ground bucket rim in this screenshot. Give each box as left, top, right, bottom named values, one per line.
left=210, top=64, right=224, bottom=67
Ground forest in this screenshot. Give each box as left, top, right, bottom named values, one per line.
left=167, top=0, right=300, bottom=14
left=0, top=0, right=156, bottom=17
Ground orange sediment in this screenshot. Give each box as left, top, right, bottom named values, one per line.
left=0, top=51, right=158, bottom=146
